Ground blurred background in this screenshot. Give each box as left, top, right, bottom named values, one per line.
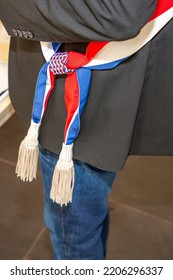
left=1, top=22, right=173, bottom=260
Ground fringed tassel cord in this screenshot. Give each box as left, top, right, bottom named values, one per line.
left=15, top=120, right=40, bottom=182
left=50, top=143, right=75, bottom=206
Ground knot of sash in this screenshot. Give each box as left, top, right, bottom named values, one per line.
left=49, top=52, right=74, bottom=75
left=49, top=51, right=86, bottom=75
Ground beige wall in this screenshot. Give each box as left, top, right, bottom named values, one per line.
left=0, top=22, right=10, bottom=62
left=0, top=22, right=14, bottom=127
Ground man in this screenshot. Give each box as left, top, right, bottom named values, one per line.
left=0, top=0, right=173, bottom=259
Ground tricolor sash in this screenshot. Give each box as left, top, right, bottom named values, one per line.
left=16, top=0, right=173, bottom=206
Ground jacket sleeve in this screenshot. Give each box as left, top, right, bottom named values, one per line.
left=0, top=0, right=157, bottom=42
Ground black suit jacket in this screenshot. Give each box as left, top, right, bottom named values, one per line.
left=1, top=1, right=173, bottom=171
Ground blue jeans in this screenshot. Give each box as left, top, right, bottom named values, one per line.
left=39, top=145, right=116, bottom=260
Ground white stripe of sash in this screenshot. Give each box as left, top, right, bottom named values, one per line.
left=84, top=8, right=173, bottom=67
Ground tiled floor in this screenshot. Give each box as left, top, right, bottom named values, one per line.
left=0, top=114, right=173, bottom=260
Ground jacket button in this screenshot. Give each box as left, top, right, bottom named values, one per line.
left=27, top=31, right=34, bottom=39
left=22, top=30, right=29, bottom=39
left=17, top=30, right=23, bottom=37
left=12, top=28, right=18, bottom=36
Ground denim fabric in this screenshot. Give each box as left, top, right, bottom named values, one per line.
left=39, top=145, right=116, bottom=260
